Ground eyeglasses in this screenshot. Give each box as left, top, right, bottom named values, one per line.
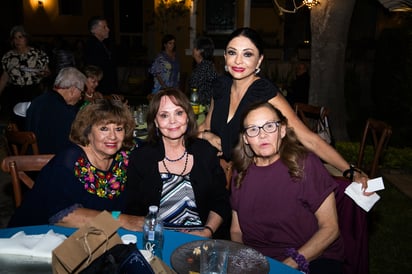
left=75, top=86, right=84, bottom=93
left=244, top=121, right=281, bottom=137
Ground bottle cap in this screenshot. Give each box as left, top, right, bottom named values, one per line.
left=149, top=205, right=158, bottom=213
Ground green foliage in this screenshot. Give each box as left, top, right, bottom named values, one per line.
left=336, top=141, right=412, bottom=171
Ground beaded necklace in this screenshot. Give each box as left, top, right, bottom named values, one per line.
left=165, top=150, right=187, bottom=162
left=162, top=152, right=188, bottom=176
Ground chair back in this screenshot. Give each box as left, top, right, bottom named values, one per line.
left=1, top=154, right=54, bottom=207
left=294, top=103, right=330, bottom=132
left=357, top=118, right=392, bottom=178
left=5, top=123, right=39, bottom=155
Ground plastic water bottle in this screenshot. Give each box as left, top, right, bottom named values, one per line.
left=143, top=205, right=164, bottom=259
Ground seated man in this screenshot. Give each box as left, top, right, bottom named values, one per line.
left=26, top=67, right=86, bottom=154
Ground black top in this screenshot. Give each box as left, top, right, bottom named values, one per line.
left=210, top=75, right=279, bottom=161
left=124, top=138, right=231, bottom=228
left=84, top=36, right=117, bottom=94
left=8, top=143, right=128, bottom=227
left=26, top=90, right=79, bottom=154
left=188, top=59, right=217, bottom=105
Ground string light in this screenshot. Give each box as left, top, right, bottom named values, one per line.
left=272, top=0, right=320, bottom=15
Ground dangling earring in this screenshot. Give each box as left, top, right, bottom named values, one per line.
left=224, top=65, right=228, bottom=72
left=156, top=127, right=160, bottom=137
left=255, top=67, right=261, bottom=75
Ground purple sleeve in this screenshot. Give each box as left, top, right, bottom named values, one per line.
left=299, top=153, right=338, bottom=213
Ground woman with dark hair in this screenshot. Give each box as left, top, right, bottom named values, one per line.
left=149, top=34, right=180, bottom=94
left=124, top=88, right=230, bottom=238
left=199, top=27, right=368, bottom=187
left=230, top=102, right=344, bottom=273
left=188, top=36, right=218, bottom=105
left=8, top=99, right=143, bottom=230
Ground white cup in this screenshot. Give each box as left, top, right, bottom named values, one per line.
left=121, top=234, right=137, bottom=245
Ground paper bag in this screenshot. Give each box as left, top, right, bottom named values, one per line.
left=150, top=256, right=177, bottom=274
left=52, top=210, right=122, bottom=273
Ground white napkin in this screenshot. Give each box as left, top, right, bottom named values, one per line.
left=344, top=177, right=385, bottom=212
left=0, top=230, right=67, bottom=261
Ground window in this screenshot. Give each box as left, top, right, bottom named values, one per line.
left=205, top=0, right=236, bottom=34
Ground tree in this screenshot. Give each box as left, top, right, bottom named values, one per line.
left=310, top=0, right=357, bottom=140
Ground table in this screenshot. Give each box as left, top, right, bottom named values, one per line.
left=0, top=225, right=300, bottom=274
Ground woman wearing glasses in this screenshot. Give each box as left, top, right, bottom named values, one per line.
left=230, top=102, right=344, bottom=273
left=199, top=27, right=367, bottom=186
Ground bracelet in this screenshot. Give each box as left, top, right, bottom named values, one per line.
left=285, top=248, right=309, bottom=273
left=204, top=225, right=214, bottom=236
left=112, top=211, right=121, bottom=220
left=342, top=164, right=362, bottom=181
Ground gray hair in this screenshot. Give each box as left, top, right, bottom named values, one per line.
left=10, top=25, right=29, bottom=39
left=54, top=67, right=87, bottom=92
left=9, top=25, right=31, bottom=47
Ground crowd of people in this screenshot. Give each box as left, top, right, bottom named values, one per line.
left=1, top=23, right=373, bottom=273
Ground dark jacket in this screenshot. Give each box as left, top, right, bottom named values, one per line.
left=26, top=90, right=79, bottom=154
left=84, top=36, right=117, bottom=94
left=124, top=138, right=231, bottom=231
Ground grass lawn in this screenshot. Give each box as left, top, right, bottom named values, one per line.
left=368, top=182, right=412, bottom=273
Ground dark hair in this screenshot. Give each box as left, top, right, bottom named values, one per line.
left=70, top=99, right=135, bottom=149
left=225, top=27, right=264, bottom=56
left=88, top=16, right=106, bottom=33
left=232, top=102, right=307, bottom=187
left=194, top=36, right=215, bottom=61
left=146, top=88, right=198, bottom=145
left=83, top=65, right=103, bottom=81
left=161, top=34, right=176, bottom=51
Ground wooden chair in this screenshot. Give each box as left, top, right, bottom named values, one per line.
left=357, top=118, right=392, bottom=178
left=1, top=154, right=54, bottom=207
left=294, top=102, right=330, bottom=132
left=5, top=122, right=39, bottom=155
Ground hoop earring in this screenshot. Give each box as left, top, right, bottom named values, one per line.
left=255, top=67, right=261, bottom=75
left=224, top=65, right=228, bottom=72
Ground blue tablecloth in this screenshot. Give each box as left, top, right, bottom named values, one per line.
left=0, top=225, right=299, bottom=274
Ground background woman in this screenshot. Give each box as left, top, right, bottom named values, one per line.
left=82, top=65, right=104, bottom=105
left=8, top=99, right=141, bottom=230
left=0, top=25, right=50, bottom=126
left=188, top=36, right=217, bottom=106
left=149, top=34, right=180, bottom=94
left=199, top=27, right=367, bottom=186
left=124, top=88, right=230, bottom=238
left=230, top=102, right=344, bottom=273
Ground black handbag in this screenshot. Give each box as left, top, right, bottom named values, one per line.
left=79, top=243, right=154, bottom=274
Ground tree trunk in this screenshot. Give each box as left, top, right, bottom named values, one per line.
left=310, top=0, right=356, bottom=141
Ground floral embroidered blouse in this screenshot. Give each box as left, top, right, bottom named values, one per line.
left=7, top=143, right=130, bottom=227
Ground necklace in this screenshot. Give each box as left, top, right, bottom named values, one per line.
left=165, top=150, right=187, bottom=162
left=162, top=152, right=188, bottom=176
left=85, top=92, right=93, bottom=98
